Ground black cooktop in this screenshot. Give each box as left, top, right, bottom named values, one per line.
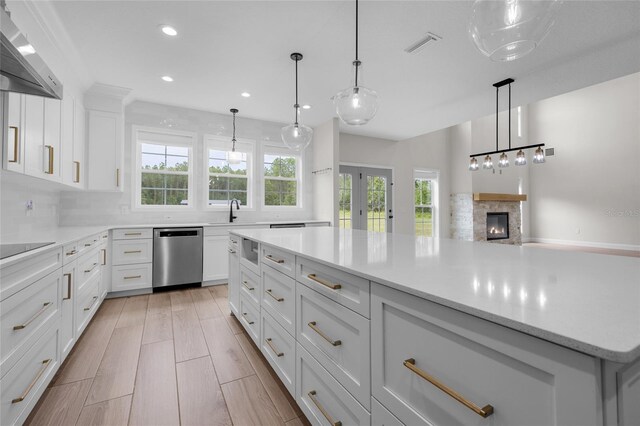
left=0, top=242, right=55, bottom=260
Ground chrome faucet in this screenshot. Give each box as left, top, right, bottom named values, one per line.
left=229, top=199, right=240, bottom=223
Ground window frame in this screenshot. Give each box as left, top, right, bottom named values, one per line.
left=414, top=169, right=439, bottom=238
left=262, top=145, right=303, bottom=210
left=132, top=126, right=196, bottom=210
left=203, top=135, right=255, bottom=210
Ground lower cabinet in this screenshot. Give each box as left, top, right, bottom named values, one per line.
left=228, top=241, right=240, bottom=316
left=111, top=264, right=152, bottom=292
left=371, top=397, right=403, bottom=426
left=75, top=271, right=101, bottom=337
left=60, top=262, right=76, bottom=362
left=238, top=292, right=260, bottom=345
left=203, top=235, right=229, bottom=282
left=261, top=308, right=296, bottom=396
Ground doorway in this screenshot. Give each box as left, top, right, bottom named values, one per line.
left=338, top=165, right=393, bottom=233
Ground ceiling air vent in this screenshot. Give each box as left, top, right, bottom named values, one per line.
left=404, top=32, right=442, bottom=54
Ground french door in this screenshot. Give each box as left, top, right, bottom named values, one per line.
left=338, top=165, right=393, bottom=233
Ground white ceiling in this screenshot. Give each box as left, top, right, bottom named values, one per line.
left=51, top=0, right=640, bottom=140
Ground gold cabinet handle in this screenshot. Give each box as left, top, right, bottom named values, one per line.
left=308, top=321, right=341, bottom=346
left=101, top=248, right=107, bottom=265
left=264, top=254, right=285, bottom=264
left=265, top=289, right=284, bottom=302
left=9, top=126, right=19, bottom=162
left=44, top=145, right=54, bottom=174
left=11, top=359, right=52, bottom=404
left=307, top=390, right=341, bottom=426
left=124, top=232, right=142, bottom=236
left=265, top=338, right=284, bottom=357
left=230, top=239, right=238, bottom=244
left=63, top=273, right=72, bottom=300
left=242, top=280, right=255, bottom=291
left=124, top=275, right=141, bottom=280
left=84, top=242, right=93, bottom=247
left=124, top=250, right=142, bottom=254
left=307, top=274, right=342, bottom=290
left=242, top=312, right=254, bottom=325
left=84, top=262, right=99, bottom=273
left=403, top=358, right=494, bottom=418
left=66, top=249, right=77, bottom=256
left=73, top=161, right=80, bottom=183
left=116, top=168, right=120, bottom=187
left=84, top=296, right=98, bottom=311
left=228, top=248, right=236, bottom=254
left=13, top=302, right=53, bottom=330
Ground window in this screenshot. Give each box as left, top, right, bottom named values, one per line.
left=338, top=173, right=352, bottom=229
left=264, top=148, right=301, bottom=207
left=414, top=170, right=438, bottom=237
left=205, top=137, right=253, bottom=208
left=134, top=128, right=194, bottom=208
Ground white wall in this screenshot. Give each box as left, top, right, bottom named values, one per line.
left=339, top=131, right=451, bottom=236
left=59, top=101, right=315, bottom=226
left=312, top=119, right=339, bottom=225
left=528, top=72, right=640, bottom=248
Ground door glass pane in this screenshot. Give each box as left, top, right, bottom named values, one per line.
left=339, top=173, right=352, bottom=229
left=367, top=175, right=387, bottom=233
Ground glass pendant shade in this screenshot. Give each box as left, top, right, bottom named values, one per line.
left=469, top=157, right=479, bottom=171
left=227, top=148, right=242, bottom=165
left=498, top=152, right=509, bottom=168
left=334, top=85, right=379, bottom=126
left=533, top=146, right=545, bottom=163
left=469, top=0, right=562, bottom=62
left=281, top=123, right=313, bottom=152
left=515, top=149, right=527, bottom=165
left=482, top=155, right=494, bottom=170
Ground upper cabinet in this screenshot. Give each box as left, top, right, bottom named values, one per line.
left=4, top=92, right=25, bottom=174
left=61, top=95, right=85, bottom=188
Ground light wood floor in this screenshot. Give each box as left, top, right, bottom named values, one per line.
left=25, top=285, right=310, bottom=426
left=524, top=242, right=640, bottom=258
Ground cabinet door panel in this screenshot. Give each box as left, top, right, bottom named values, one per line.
left=228, top=247, right=240, bottom=316
left=43, top=98, right=61, bottom=181
left=5, top=93, right=24, bottom=173
left=61, top=262, right=76, bottom=361
left=203, top=236, right=229, bottom=281
left=61, top=95, right=76, bottom=186
left=23, top=95, right=45, bottom=177
left=87, top=110, right=121, bottom=191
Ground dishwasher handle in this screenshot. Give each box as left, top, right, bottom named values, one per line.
left=154, top=228, right=202, bottom=238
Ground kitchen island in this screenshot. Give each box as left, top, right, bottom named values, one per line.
left=228, top=227, right=640, bottom=426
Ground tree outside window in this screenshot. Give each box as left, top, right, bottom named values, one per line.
left=264, top=154, right=299, bottom=207
left=208, top=149, right=249, bottom=207
left=415, top=178, right=434, bottom=236
left=140, top=143, right=191, bottom=206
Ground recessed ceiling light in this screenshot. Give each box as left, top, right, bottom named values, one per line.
left=241, top=92, right=251, bottom=98
left=161, top=25, right=178, bottom=36
left=162, top=76, right=174, bottom=82
left=302, top=104, right=311, bottom=109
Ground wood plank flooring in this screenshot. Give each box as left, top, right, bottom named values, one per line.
left=25, top=285, right=309, bottom=426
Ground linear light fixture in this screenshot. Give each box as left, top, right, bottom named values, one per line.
left=469, top=78, right=544, bottom=171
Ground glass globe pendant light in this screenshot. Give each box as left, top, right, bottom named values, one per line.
left=333, top=0, right=379, bottom=125
left=483, top=155, right=494, bottom=170
left=533, top=146, right=545, bottom=163
left=281, top=53, right=313, bottom=152
left=498, top=152, right=509, bottom=168
left=469, top=0, right=562, bottom=62
left=469, top=157, right=479, bottom=171
left=515, top=149, right=527, bottom=165
left=227, top=108, right=242, bottom=165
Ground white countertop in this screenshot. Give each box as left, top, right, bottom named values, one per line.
left=230, top=227, right=640, bottom=363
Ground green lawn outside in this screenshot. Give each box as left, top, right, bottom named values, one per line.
left=338, top=210, right=433, bottom=236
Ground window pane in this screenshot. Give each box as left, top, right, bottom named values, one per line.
left=141, top=188, right=164, bottom=205
left=138, top=140, right=191, bottom=207
left=141, top=143, right=165, bottom=154
left=209, top=158, right=227, bottom=172
left=281, top=192, right=297, bottom=206
left=141, top=153, right=166, bottom=170
left=209, top=191, right=229, bottom=206
left=166, top=190, right=189, bottom=206
left=165, top=156, right=189, bottom=171
left=165, top=174, right=188, bottom=189
left=209, top=149, right=227, bottom=160
left=141, top=172, right=165, bottom=189
left=229, top=191, right=247, bottom=206
left=264, top=155, right=296, bottom=178
left=265, top=191, right=280, bottom=206
left=228, top=177, right=247, bottom=191
left=209, top=176, right=229, bottom=190
left=166, top=145, right=188, bottom=157
left=415, top=206, right=433, bottom=237
left=229, top=162, right=247, bottom=175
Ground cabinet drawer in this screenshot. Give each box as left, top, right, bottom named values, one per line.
left=112, top=228, right=153, bottom=240
left=261, top=309, right=296, bottom=396
left=261, top=245, right=295, bottom=278
left=75, top=273, right=100, bottom=336
left=297, top=257, right=370, bottom=318
left=372, top=398, right=403, bottom=426
left=0, top=327, right=58, bottom=426
left=240, top=266, right=261, bottom=308
left=238, top=292, right=260, bottom=346
left=62, top=242, right=80, bottom=264
left=261, top=266, right=295, bottom=337
left=228, top=235, right=240, bottom=250
left=0, top=247, right=62, bottom=301
left=111, top=239, right=152, bottom=265
left=111, top=264, right=152, bottom=292
left=371, top=283, right=602, bottom=426
left=297, top=344, right=369, bottom=426
left=77, top=248, right=101, bottom=287
left=1, top=269, right=60, bottom=377
left=297, top=283, right=370, bottom=409
left=78, top=233, right=101, bottom=255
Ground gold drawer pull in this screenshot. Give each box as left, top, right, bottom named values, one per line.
left=63, top=273, right=72, bottom=300
left=45, top=145, right=54, bottom=174
left=308, top=390, right=341, bottom=426
left=266, top=289, right=284, bottom=302
left=84, top=262, right=99, bottom=273
left=116, top=168, right=120, bottom=187
left=230, top=239, right=238, bottom=244
left=12, top=359, right=52, bottom=404
left=242, top=312, right=254, bottom=325
left=124, top=232, right=142, bottom=236
left=265, top=338, right=284, bottom=357
left=84, top=296, right=98, bottom=311
left=242, top=280, right=255, bottom=291
left=66, top=249, right=77, bottom=256
left=308, top=321, right=341, bottom=346
left=13, top=302, right=53, bottom=330
left=403, top=358, right=494, bottom=418
left=264, top=254, right=285, bottom=264
left=73, top=161, right=80, bottom=183
left=228, top=248, right=236, bottom=254
left=101, top=249, right=107, bottom=265
left=124, top=250, right=142, bottom=254
left=9, top=126, right=19, bottom=163
left=84, top=243, right=93, bottom=247
left=307, top=274, right=341, bottom=290
left=124, top=275, right=142, bottom=280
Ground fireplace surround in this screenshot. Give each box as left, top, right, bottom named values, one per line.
left=487, top=212, right=509, bottom=240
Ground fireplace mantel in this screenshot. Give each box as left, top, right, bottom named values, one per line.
left=473, top=193, right=527, bottom=202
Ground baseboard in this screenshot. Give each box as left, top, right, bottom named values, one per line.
left=526, top=237, right=640, bottom=252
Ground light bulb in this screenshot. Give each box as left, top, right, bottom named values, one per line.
left=469, top=157, right=479, bottom=171
left=483, top=155, right=494, bottom=170
left=352, top=93, right=360, bottom=109
left=515, top=149, right=527, bottom=166
left=281, top=123, right=313, bottom=152
left=227, top=149, right=242, bottom=165
left=533, top=146, right=545, bottom=163
left=498, top=152, right=509, bottom=168
left=334, top=62, right=378, bottom=126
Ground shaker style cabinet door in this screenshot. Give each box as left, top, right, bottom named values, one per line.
left=4, top=92, right=25, bottom=173
left=203, top=235, right=229, bottom=282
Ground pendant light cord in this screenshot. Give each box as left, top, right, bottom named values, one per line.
left=495, top=86, right=499, bottom=152
left=354, top=0, right=359, bottom=87
left=294, top=57, right=299, bottom=126
left=232, top=111, right=237, bottom=151
left=508, top=82, right=511, bottom=150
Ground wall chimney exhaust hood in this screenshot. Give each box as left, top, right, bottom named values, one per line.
left=0, top=6, right=63, bottom=99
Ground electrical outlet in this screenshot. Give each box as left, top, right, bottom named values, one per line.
left=26, top=200, right=34, bottom=210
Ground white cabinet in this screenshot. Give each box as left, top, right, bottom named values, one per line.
left=60, top=262, right=75, bottom=362
left=228, top=237, right=240, bottom=316
left=23, top=96, right=61, bottom=182
left=61, top=96, right=85, bottom=188
left=87, top=110, right=123, bottom=191
left=3, top=93, right=24, bottom=173
left=203, top=235, right=229, bottom=282
left=110, top=228, right=152, bottom=293
left=43, top=98, right=61, bottom=182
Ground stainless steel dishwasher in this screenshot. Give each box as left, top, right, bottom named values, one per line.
left=153, top=227, right=203, bottom=288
